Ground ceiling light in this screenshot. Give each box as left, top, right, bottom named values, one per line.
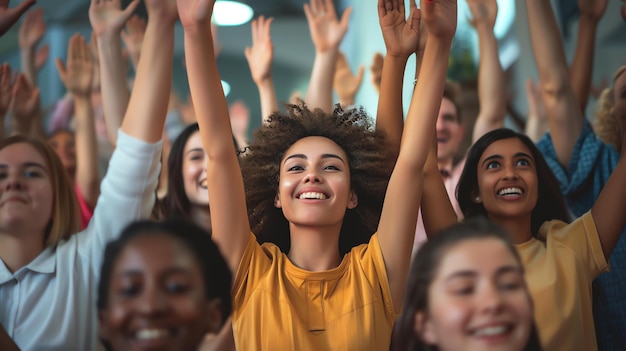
left=213, top=1, right=254, bottom=26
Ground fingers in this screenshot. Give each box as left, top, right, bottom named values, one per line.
left=355, top=65, right=365, bottom=85
left=121, top=0, right=140, bottom=21
left=14, top=0, right=35, bottom=14
left=339, top=6, right=352, bottom=29
left=55, top=58, right=67, bottom=82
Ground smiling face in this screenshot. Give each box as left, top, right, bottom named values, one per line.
left=416, top=238, right=533, bottom=351
left=182, top=132, right=208, bottom=207
left=475, top=138, right=538, bottom=221
left=275, top=136, right=357, bottom=228
left=436, top=97, right=465, bottom=163
left=99, top=233, right=221, bottom=351
left=0, top=143, right=54, bottom=234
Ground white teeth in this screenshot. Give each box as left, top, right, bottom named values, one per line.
left=135, top=329, right=170, bottom=340
left=473, top=326, right=508, bottom=337
left=298, top=192, right=327, bottom=200
left=498, top=187, right=523, bottom=196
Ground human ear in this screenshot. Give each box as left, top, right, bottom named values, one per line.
left=205, top=299, right=224, bottom=333
left=471, top=190, right=482, bottom=204
left=274, top=193, right=282, bottom=208
left=347, top=190, right=358, bottom=209
left=414, top=311, right=437, bottom=345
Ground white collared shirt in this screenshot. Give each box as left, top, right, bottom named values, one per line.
left=0, top=130, right=162, bottom=350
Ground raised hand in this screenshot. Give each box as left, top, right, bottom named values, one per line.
left=370, top=52, right=383, bottom=92
left=467, top=0, right=497, bottom=29
left=0, top=0, right=35, bottom=37
left=10, top=73, right=40, bottom=128
left=0, top=63, right=15, bottom=118
left=378, top=0, right=420, bottom=58
left=177, top=0, right=214, bottom=28
left=420, top=0, right=457, bottom=40
left=18, top=7, right=45, bottom=50
left=304, top=0, right=351, bottom=53
left=89, top=0, right=140, bottom=36
left=120, top=15, right=146, bottom=65
left=56, top=34, right=94, bottom=98
left=245, top=16, right=274, bottom=84
left=333, top=52, right=364, bottom=105
left=577, top=0, right=607, bottom=23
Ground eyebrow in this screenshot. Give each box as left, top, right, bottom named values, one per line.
left=481, top=152, right=533, bottom=167
left=118, top=266, right=193, bottom=277
left=185, top=147, right=204, bottom=155
left=445, top=265, right=523, bottom=282
left=283, top=153, right=345, bottom=164
left=0, top=162, right=47, bottom=171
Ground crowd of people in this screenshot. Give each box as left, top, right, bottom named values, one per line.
left=0, top=0, right=625, bottom=350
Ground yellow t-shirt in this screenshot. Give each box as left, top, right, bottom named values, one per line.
left=232, top=232, right=399, bottom=350
left=517, top=211, right=608, bottom=351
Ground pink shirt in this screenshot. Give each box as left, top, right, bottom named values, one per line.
left=413, top=157, right=465, bottom=254
left=74, top=184, right=94, bottom=229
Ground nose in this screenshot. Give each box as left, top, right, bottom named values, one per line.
left=4, top=173, right=23, bottom=191
left=478, top=284, right=505, bottom=315
left=137, top=288, right=168, bottom=316
left=502, top=164, right=519, bottom=180
left=303, top=169, right=322, bottom=184
left=436, top=115, right=446, bottom=132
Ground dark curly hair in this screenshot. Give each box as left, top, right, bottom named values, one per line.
left=240, top=103, right=394, bottom=255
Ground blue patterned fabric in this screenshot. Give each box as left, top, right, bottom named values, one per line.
left=537, top=121, right=626, bottom=351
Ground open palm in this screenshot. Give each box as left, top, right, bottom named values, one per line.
left=379, top=0, right=420, bottom=58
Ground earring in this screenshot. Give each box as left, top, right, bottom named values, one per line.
left=474, top=196, right=481, bottom=203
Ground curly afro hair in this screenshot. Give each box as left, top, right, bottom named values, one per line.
left=240, top=103, right=394, bottom=256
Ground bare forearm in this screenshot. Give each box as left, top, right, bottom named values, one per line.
left=73, top=96, right=100, bottom=206
left=306, top=49, right=338, bottom=113
left=256, top=78, right=279, bottom=125
left=120, top=19, right=173, bottom=143
left=570, top=17, right=598, bottom=112
left=98, top=34, right=130, bottom=146
left=527, top=0, right=582, bottom=167
left=376, top=55, right=408, bottom=156
left=472, top=23, right=505, bottom=142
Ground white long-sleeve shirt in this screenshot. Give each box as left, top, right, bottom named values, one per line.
left=0, top=130, right=162, bottom=350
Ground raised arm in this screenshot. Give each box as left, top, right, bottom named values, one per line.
left=244, top=15, right=278, bottom=125
left=592, top=125, right=626, bottom=259
left=56, top=34, right=100, bottom=209
left=18, top=7, right=45, bottom=86
left=0, top=0, right=35, bottom=37
left=375, top=0, right=420, bottom=156
left=89, top=0, right=140, bottom=147
left=0, top=63, right=14, bottom=139
left=524, top=79, right=548, bottom=142
left=303, top=0, right=351, bottom=112
left=570, top=0, right=607, bottom=112
left=333, top=51, right=364, bottom=107
left=527, top=0, right=582, bottom=167
left=177, top=0, right=250, bottom=274
left=120, top=0, right=175, bottom=142
left=377, top=0, right=456, bottom=311
left=468, top=0, right=506, bottom=142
